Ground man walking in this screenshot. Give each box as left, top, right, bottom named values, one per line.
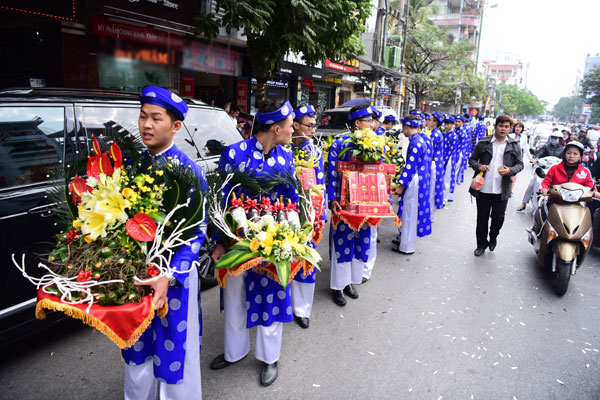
left=468, top=115, right=524, bottom=256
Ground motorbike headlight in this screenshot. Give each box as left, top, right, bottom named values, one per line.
left=547, top=225, right=559, bottom=243
left=559, top=188, right=583, bottom=202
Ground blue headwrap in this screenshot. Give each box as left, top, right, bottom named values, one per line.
left=371, top=107, right=382, bottom=119
left=410, top=110, right=422, bottom=118
left=444, top=116, right=456, bottom=124
left=455, top=115, right=465, bottom=122
left=401, top=118, right=421, bottom=127
left=432, top=112, right=443, bottom=125
left=464, top=114, right=472, bottom=121
left=383, top=115, right=397, bottom=123
left=140, top=86, right=188, bottom=121
left=348, top=106, right=374, bottom=122
left=291, top=105, right=316, bottom=121
left=256, top=100, right=293, bottom=125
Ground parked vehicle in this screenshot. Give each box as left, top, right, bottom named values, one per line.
left=0, top=88, right=241, bottom=344
left=316, top=105, right=400, bottom=139
left=527, top=182, right=594, bottom=295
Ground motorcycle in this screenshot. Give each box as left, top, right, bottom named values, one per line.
left=527, top=182, right=594, bottom=296
left=527, top=154, right=561, bottom=215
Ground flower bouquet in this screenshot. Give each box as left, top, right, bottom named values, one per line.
left=384, top=137, right=406, bottom=191
left=337, top=128, right=387, bottom=163
left=11, top=135, right=205, bottom=348
left=208, top=176, right=322, bottom=290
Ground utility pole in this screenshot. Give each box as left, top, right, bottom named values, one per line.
left=399, top=0, right=409, bottom=116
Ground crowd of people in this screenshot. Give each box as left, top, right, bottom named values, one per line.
left=120, top=87, right=574, bottom=399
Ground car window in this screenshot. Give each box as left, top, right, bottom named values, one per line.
left=317, top=111, right=350, bottom=130
left=80, top=106, right=140, bottom=142
left=181, top=108, right=242, bottom=159
left=0, top=106, right=65, bottom=189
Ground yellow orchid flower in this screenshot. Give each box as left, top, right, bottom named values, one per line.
left=249, top=238, right=260, bottom=252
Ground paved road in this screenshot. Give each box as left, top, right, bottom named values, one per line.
left=2, top=167, right=600, bottom=399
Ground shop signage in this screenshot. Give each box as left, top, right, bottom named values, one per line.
left=325, top=77, right=342, bottom=85
left=325, top=59, right=361, bottom=73
left=182, top=43, right=240, bottom=76
left=377, top=87, right=391, bottom=95
left=113, top=48, right=176, bottom=65
left=281, top=52, right=323, bottom=77
left=103, top=0, right=198, bottom=27
left=181, top=72, right=195, bottom=98
left=0, top=0, right=76, bottom=21
left=236, top=78, right=249, bottom=113
left=89, top=16, right=184, bottom=48
left=251, top=77, right=289, bottom=89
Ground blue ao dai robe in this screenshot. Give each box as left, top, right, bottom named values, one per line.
left=430, top=128, right=445, bottom=209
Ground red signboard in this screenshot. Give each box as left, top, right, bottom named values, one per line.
left=236, top=78, right=248, bottom=113
left=181, top=73, right=195, bottom=98
left=325, top=59, right=361, bottom=73
left=0, top=0, right=76, bottom=21
left=89, top=16, right=184, bottom=48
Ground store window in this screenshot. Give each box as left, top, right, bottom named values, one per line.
left=0, top=106, right=65, bottom=188
left=301, top=86, right=330, bottom=111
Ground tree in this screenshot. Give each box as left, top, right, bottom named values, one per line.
left=496, top=84, right=545, bottom=118
left=552, top=96, right=584, bottom=122
left=403, top=23, right=474, bottom=109
left=433, top=64, right=485, bottom=107
left=195, top=0, right=371, bottom=98
left=581, top=65, right=600, bottom=106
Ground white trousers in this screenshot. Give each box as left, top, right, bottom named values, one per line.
left=223, top=273, right=283, bottom=364
left=362, top=227, right=378, bottom=279
left=291, top=280, right=315, bottom=318
left=124, top=267, right=202, bottom=400
left=399, top=174, right=419, bottom=254
left=430, top=161, right=437, bottom=220
left=444, top=159, right=455, bottom=201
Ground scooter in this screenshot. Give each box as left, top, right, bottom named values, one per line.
left=527, top=182, right=594, bottom=296
left=528, top=155, right=561, bottom=215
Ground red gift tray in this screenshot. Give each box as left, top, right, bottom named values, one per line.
left=336, top=160, right=396, bottom=210
left=346, top=203, right=393, bottom=215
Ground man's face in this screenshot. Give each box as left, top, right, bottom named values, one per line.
left=402, top=124, right=416, bottom=137
left=373, top=118, right=380, bottom=129
left=444, top=122, right=454, bottom=131
left=455, top=120, right=463, bottom=129
left=275, top=115, right=294, bottom=145
left=579, top=130, right=587, bottom=138
left=231, top=110, right=240, bottom=119
left=382, top=121, right=394, bottom=131
left=495, top=121, right=511, bottom=138
left=355, top=117, right=373, bottom=131
left=138, top=103, right=180, bottom=154
left=293, top=116, right=316, bottom=140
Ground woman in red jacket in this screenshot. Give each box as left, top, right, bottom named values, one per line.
left=540, top=141, right=597, bottom=196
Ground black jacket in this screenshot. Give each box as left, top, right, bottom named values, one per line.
left=536, top=142, right=564, bottom=158
left=468, top=135, right=524, bottom=200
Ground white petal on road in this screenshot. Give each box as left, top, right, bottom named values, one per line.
left=556, top=379, right=565, bottom=385
left=367, top=351, right=375, bottom=356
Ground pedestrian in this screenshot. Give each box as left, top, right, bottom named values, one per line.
left=327, top=104, right=377, bottom=304
left=381, top=115, right=397, bottom=134
left=122, top=86, right=207, bottom=400
left=428, top=112, right=445, bottom=214
left=442, top=116, right=459, bottom=202
left=392, top=114, right=431, bottom=254
left=486, top=121, right=493, bottom=136
left=472, top=116, right=487, bottom=145
left=210, top=99, right=298, bottom=386
left=575, top=128, right=594, bottom=150
left=414, top=111, right=433, bottom=228
left=468, top=115, right=524, bottom=256
left=289, top=105, right=327, bottom=329
left=455, top=115, right=470, bottom=185
left=228, top=103, right=246, bottom=133
left=372, top=107, right=386, bottom=135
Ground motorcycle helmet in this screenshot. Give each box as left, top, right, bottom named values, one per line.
left=563, top=141, right=584, bottom=158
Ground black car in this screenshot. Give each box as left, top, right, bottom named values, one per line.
left=0, top=88, right=242, bottom=345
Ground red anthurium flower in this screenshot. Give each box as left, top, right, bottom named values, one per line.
left=97, top=152, right=114, bottom=176
left=92, top=135, right=101, bottom=156
left=69, top=175, right=92, bottom=205
left=109, top=142, right=122, bottom=169
left=126, top=213, right=158, bottom=242
left=86, top=154, right=100, bottom=179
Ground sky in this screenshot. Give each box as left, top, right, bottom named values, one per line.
left=478, top=0, right=600, bottom=108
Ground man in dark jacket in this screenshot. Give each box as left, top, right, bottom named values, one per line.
left=468, top=115, right=524, bottom=256
left=534, top=132, right=564, bottom=159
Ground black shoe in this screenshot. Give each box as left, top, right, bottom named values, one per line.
left=261, top=362, right=278, bottom=386
left=210, top=353, right=245, bottom=370
left=294, top=315, right=309, bottom=329
left=361, top=276, right=369, bottom=284
left=391, top=247, right=414, bottom=255
left=489, top=238, right=497, bottom=251
left=474, top=247, right=486, bottom=257
left=332, top=290, right=346, bottom=306
left=392, top=239, right=400, bottom=246
left=343, top=284, right=359, bottom=299
left=377, top=238, right=381, bottom=243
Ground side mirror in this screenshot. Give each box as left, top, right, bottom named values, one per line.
left=529, top=148, right=535, bottom=155
left=535, top=168, right=546, bottom=179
